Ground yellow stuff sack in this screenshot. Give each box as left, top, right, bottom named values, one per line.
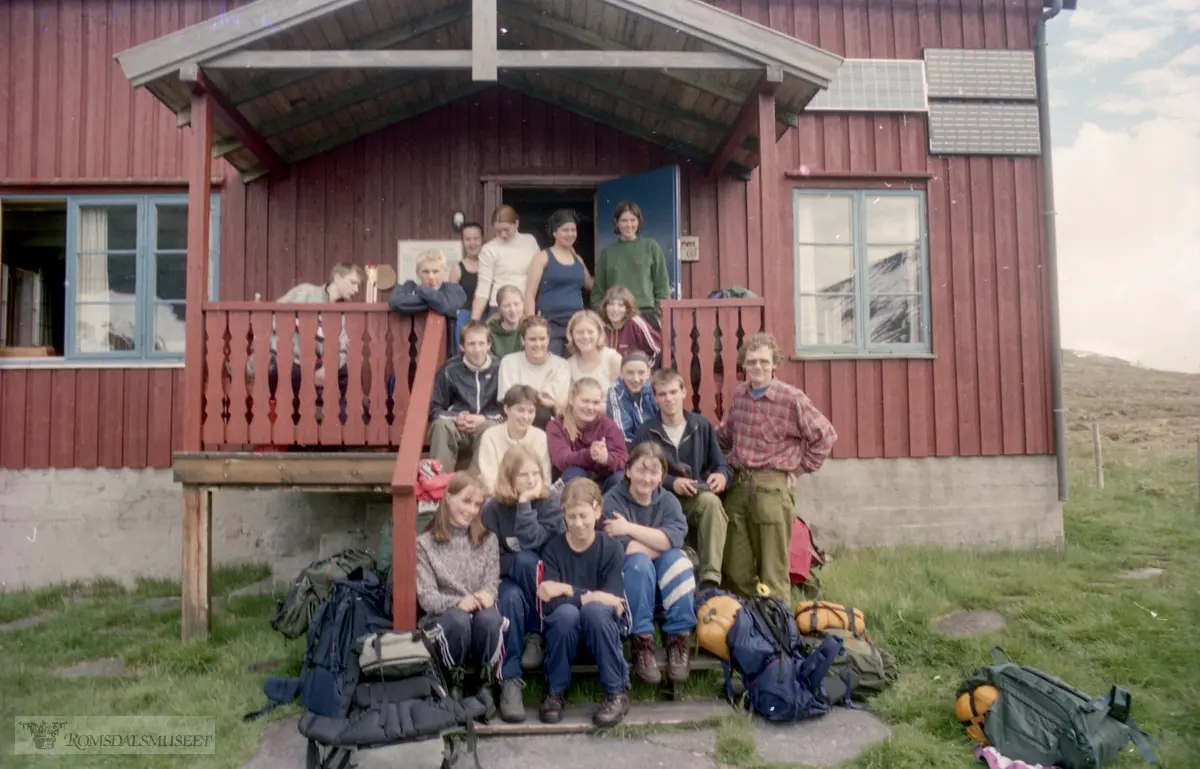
left=696, top=594, right=742, bottom=660
left=955, top=684, right=1000, bottom=745
left=794, top=601, right=866, bottom=636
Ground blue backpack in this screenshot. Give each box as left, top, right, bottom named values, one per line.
left=246, top=570, right=393, bottom=721
left=722, top=593, right=843, bottom=723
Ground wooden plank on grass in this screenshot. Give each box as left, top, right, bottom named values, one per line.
left=475, top=699, right=729, bottom=736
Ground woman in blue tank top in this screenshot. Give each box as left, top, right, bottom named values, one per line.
left=525, top=209, right=594, bottom=357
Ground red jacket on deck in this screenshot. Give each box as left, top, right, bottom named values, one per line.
left=604, top=315, right=661, bottom=368
left=545, top=416, right=628, bottom=476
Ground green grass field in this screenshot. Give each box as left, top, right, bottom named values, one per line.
left=2, top=436, right=1197, bottom=768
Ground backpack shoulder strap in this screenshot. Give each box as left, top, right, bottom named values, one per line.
left=1097, top=687, right=1159, bottom=765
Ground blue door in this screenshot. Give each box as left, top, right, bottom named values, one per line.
left=595, top=165, right=682, bottom=299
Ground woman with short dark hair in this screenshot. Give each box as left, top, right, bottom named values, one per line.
left=591, top=200, right=670, bottom=330
left=525, top=208, right=594, bottom=357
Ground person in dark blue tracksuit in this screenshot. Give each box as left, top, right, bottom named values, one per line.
left=601, top=441, right=697, bottom=686
left=480, top=445, right=564, bottom=724
left=536, top=478, right=630, bottom=728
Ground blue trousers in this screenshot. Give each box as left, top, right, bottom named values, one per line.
left=498, top=550, right=541, bottom=680
left=543, top=602, right=629, bottom=696
left=560, top=465, right=625, bottom=495
left=624, top=548, right=698, bottom=637
left=427, top=606, right=505, bottom=673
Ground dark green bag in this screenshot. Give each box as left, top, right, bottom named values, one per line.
left=959, top=648, right=1158, bottom=769
left=800, top=628, right=898, bottom=703
left=270, top=549, right=377, bottom=639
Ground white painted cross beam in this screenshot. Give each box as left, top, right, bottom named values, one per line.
left=472, top=0, right=498, bottom=81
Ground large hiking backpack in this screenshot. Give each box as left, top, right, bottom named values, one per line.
left=721, top=592, right=843, bottom=723
left=272, top=549, right=378, bottom=638
left=800, top=628, right=898, bottom=703
left=299, top=630, right=486, bottom=769
left=247, top=571, right=393, bottom=721
left=957, top=648, right=1158, bottom=769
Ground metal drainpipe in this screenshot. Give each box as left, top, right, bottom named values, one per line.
left=1037, top=0, right=1068, bottom=501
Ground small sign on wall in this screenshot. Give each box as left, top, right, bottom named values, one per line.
left=679, top=235, right=700, bottom=263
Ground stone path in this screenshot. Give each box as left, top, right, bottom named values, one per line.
left=240, top=707, right=890, bottom=769
left=53, top=658, right=129, bottom=678
left=931, top=610, right=1006, bottom=638
left=1121, top=567, right=1165, bottom=581
left=0, top=615, right=52, bottom=633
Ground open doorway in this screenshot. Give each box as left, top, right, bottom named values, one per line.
left=1, top=200, right=67, bottom=355
left=502, top=186, right=597, bottom=271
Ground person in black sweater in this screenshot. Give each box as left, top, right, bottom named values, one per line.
left=536, top=478, right=630, bottom=727
left=480, top=445, right=564, bottom=723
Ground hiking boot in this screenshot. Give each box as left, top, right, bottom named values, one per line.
left=631, top=633, right=661, bottom=684
left=521, top=633, right=544, bottom=671
left=499, top=679, right=527, bottom=723
left=539, top=691, right=566, bottom=724
left=592, top=690, right=631, bottom=727
left=448, top=668, right=466, bottom=702
left=476, top=684, right=498, bottom=723
left=665, top=633, right=691, bottom=683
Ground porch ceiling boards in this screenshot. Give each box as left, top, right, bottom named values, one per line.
left=115, top=0, right=842, bottom=181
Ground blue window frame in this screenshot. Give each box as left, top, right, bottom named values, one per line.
left=65, top=194, right=219, bottom=360
left=793, top=188, right=931, bottom=355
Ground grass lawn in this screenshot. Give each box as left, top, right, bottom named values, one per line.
left=1, top=438, right=1197, bottom=768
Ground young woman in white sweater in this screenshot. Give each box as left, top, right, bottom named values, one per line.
left=497, top=315, right=571, bottom=428
left=474, top=385, right=552, bottom=493
left=416, top=472, right=504, bottom=708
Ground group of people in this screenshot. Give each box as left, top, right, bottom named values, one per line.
left=277, top=201, right=839, bottom=731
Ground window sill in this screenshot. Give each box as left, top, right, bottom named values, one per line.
left=790, top=352, right=937, bottom=361
left=0, top=357, right=185, bottom=370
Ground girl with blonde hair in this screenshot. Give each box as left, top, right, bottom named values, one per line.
left=546, top=377, right=627, bottom=494
left=565, top=310, right=622, bottom=395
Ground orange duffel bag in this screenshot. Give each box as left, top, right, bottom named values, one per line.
left=794, top=601, right=866, bottom=636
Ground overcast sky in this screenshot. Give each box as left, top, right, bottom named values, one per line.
left=1047, top=0, right=1200, bottom=373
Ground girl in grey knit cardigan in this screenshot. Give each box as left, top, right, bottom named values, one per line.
left=416, top=472, right=506, bottom=707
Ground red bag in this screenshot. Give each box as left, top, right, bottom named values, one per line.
left=416, top=459, right=454, bottom=502
left=789, top=518, right=825, bottom=585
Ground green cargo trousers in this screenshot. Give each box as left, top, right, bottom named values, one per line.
left=426, top=417, right=500, bottom=472
left=721, top=469, right=795, bottom=600
left=679, top=491, right=728, bottom=586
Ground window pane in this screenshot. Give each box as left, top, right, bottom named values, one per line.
left=796, top=195, right=853, bottom=243
left=867, top=246, right=922, bottom=293
left=155, top=252, right=186, bottom=301
left=75, top=302, right=137, bottom=352
left=153, top=302, right=187, bottom=353
left=869, top=295, right=923, bottom=345
left=796, top=245, right=855, bottom=294
left=797, top=294, right=856, bottom=346
left=865, top=195, right=920, bottom=244
left=157, top=205, right=188, bottom=250
left=75, top=252, right=137, bottom=300
left=78, top=205, right=138, bottom=251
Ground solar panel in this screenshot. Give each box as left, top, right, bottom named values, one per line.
left=807, top=59, right=928, bottom=112
left=924, top=49, right=1037, bottom=101
left=928, top=102, right=1041, bottom=156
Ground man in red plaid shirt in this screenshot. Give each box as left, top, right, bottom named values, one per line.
left=717, top=332, right=837, bottom=599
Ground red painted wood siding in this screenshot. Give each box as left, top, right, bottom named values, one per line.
left=0, top=367, right=185, bottom=469
left=0, top=0, right=246, bottom=182
left=0, top=0, right=1054, bottom=468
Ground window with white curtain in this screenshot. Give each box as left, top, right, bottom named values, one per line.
left=793, top=189, right=930, bottom=355
left=68, top=194, right=219, bottom=359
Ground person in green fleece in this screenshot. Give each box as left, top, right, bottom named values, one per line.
left=592, top=201, right=670, bottom=330
left=487, top=285, right=525, bottom=358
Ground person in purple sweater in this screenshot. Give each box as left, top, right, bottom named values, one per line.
left=546, top=377, right=628, bottom=493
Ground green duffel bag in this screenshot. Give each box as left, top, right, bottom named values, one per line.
left=800, top=628, right=899, bottom=703
left=270, top=548, right=377, bottom=639
left=958, top=647, right=1158, bottom=769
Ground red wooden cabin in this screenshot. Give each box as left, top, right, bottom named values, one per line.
left=0, top=0, right=1075, bottom=640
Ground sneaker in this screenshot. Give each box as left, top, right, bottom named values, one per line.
left=631, top=633, right=661, bottom=684
left=592, top=690, right=631, bottom=727
left=499, top=679, right=526, bottom=723
left=539, top=691, right=566, bottom=724
left=665, top=633, right=691, bottom=683
left=521, top=633, right=545, bottom=671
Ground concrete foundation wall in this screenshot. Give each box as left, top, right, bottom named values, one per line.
left=0, top=456, right=1063, bottom=590
left=798, top=456, right=1063, bottom=550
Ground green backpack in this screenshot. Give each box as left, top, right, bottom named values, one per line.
left=270, top=548, right=377, bottom=639
left=959, top=648, right=1158, bottom=769
left=800, top=628, right=899, bottom=702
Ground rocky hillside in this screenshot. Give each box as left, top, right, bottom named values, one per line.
left=1063, top=350, right=1200, bottom=452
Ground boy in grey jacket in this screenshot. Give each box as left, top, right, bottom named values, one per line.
left=426, top=320, right=503, bottom=471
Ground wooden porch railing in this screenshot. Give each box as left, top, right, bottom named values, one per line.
left=661, top=298, right=767, bottom=425
left=200, top=302, right=437, bottom=449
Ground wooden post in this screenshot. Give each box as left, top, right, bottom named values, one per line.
left=182, top=84, right=213, bottom=641
left=1092, top=423, right=1103, bottom=490
left=392, top=492, right=417, bottom=631
left=181, top=486, right=212, bottom=641
left=755, top=84, right=781, bottom=315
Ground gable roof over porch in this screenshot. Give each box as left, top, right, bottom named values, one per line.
left=115, top=0, right=842, bottom=181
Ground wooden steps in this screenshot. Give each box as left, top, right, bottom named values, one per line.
left=475, top=699, right=729, bottom=736
left=569, top=646, right=723, bottom=675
